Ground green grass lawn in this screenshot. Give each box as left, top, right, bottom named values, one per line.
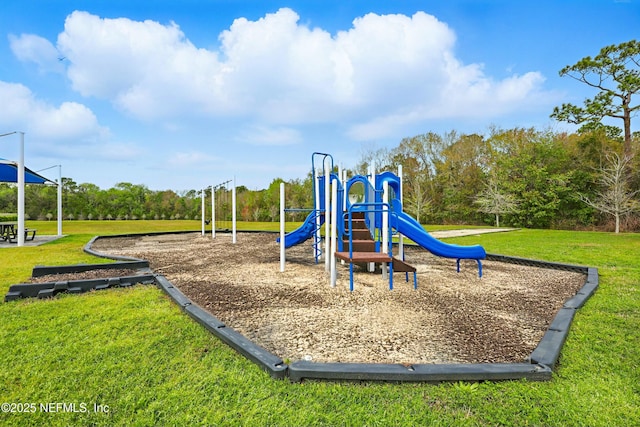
left=1, top=221, right=639, bottom=426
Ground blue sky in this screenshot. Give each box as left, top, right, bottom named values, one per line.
left=1, top=0, right=638, bottom=191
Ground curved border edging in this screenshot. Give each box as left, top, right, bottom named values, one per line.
left=153, top=273, right=288, bottom=379
left=528, top=266, right=598, bottom=368
left=83, top=233, right=288, bottom=379
left=84, top=235, right=152, bottom=262
left=74, top=232, right=599, bottom=383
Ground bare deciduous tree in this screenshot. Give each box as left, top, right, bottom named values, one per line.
left=474, top=177, right=518, bottom=227
left=355, top=145, right=391, bottom=175
left=580, top=153, right=639, bottom=233
left=403, top=174, right=431, bottom=224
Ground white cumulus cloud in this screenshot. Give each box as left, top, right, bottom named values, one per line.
left=16, top=8, right=556, bottom=142
left=57, top=11, right=224, bottom=120
left=0, top=80, right=108, bottom=141
left=9, top=33, right=65, bottom=74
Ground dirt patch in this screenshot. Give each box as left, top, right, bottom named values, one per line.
left=91, top=232, right=586, bottom=365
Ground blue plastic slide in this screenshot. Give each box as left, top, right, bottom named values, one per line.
left=278, top=211, right=324, bottom=248
left=395, top=210, right=486, bottom=260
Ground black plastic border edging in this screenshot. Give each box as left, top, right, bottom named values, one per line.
left=5, top=274, right=157, bottom=301
left=153, top=273, right=288, bottom=380
left=288, top=361, right=552, bottom=383
left=29, top=231, right=597, bottom=383
left=32, top=260, right=149, bottom=277
left=528, top=266, right=599, bottom=368
left=5, top=241, right=156, bottom=301
left=484, top=255, right=600, bottom=371
left=84, top=235, right=154, bottom=262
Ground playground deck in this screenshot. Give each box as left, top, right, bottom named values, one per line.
left=334, top=251, right=416, bottom=273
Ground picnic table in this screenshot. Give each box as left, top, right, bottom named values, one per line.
left=0, top=222, right=36, bottom=243
left=0, top=222, right=16, bottom=241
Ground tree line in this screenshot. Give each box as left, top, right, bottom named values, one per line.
left=0, top=126, right=637, bottom=231
left=356, top=127, right=638, bottom=231
left=0, top=177, right=314, bottom=224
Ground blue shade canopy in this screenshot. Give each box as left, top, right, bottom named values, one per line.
left=0, top=158, right=56, bottom=184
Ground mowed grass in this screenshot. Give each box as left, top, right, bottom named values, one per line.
left=0, top=221, right=639, bottom=426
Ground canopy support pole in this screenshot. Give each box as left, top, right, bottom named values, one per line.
left=17, top=132, right=25, bottom=247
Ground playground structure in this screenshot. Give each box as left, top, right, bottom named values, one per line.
left=201, top=179, right=237, bottom=243
left=279, top=152, right=487, bottom=291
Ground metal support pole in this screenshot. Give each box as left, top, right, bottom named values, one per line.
left=382, top=180, right=389, bottom=281
left=201, top=188, right=205, bottom=236
left=211, top=185, right=215, bottom=239
left=342, top=169, right=348, bottom=209
left=398, top=165, right=404, bottom=260
left=232, top=178, right=237, bottom=244
left=280, top=182, right=285, bottom=272
left=17, top=132, right=25, bottom=246
left=367, top=165, right=375, bottom=272
left=57, top=165, right=62, bottom=236
left=324, top=161, right=330, bottom=272
left=330, top=178, right=338, bottom=287
left=314, top=171, right=321, bottom=262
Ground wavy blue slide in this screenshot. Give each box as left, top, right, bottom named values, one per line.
left=278, top=211, right=324, bottom=248
left=395, top=207, right=486, bottom=261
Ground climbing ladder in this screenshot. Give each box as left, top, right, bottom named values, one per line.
left=335, top=211, right=417, bottom=291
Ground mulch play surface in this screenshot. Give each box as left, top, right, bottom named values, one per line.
left=87, top=232, right=585, bottom=364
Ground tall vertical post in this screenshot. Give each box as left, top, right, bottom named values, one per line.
left=211, top=185, right=215, bottom=239
left=398, top=165, right=404, bottom=260
left=337, top=164, right=343, bottom=210
left=330, top=177, right=338, bottom=287
left=367, top=165, right=375, bottom=272
left=279, top=182, right=285, bottom=272
left=342, top=169, right=348, bottom=210
left=382, top=180, right=389, bottom=280
left=17, top=132, right=25, bottom=247
left=57, top=165, right=62, bottom=236
left=341, top=168, right=347, bottom=264
left=232, top=178, right=237, bottom=244
left=367, top=165, right=375, bottom=199
left=314, top=171, right=321, bottom=263
left=201, top=188, right=205, bottom=236
left=324, top=160, right=331, bottom=272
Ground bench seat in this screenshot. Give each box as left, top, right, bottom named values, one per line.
left=9, top=228, right=37, bottom=243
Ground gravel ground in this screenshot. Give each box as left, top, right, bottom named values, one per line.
left=86, top=232, right=585, bottom=365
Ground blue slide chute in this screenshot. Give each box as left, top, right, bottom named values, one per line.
left=393, top=200, right=486, bottom=260
left=277, top=211, right=324, bottom=249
